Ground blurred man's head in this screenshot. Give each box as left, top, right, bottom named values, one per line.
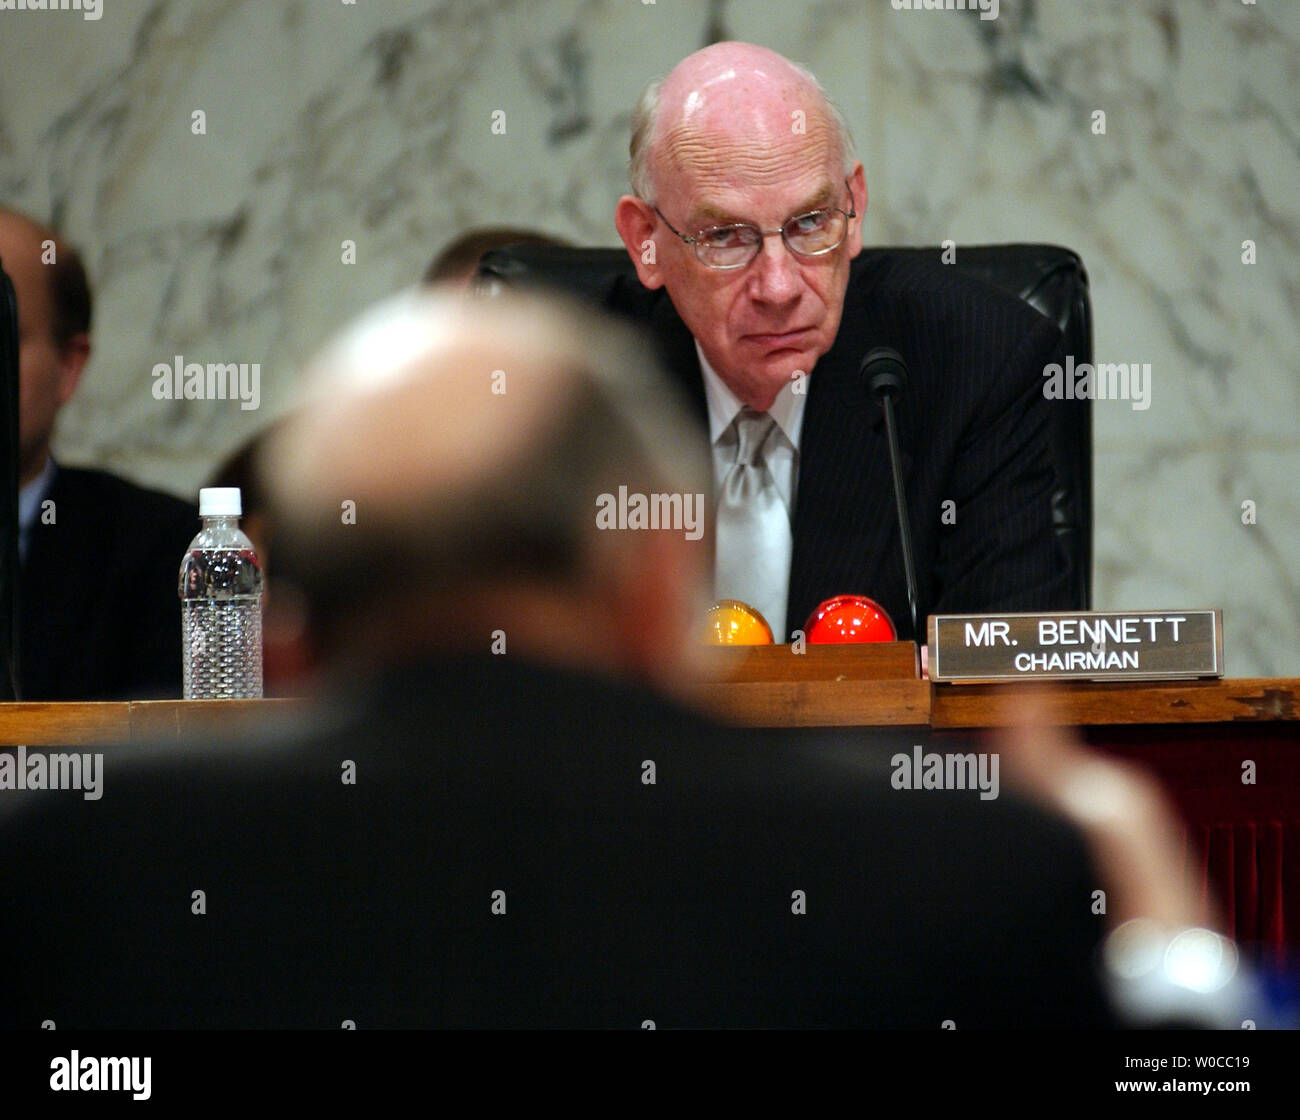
left=260, top=290, right=711, bottom=693
left=615, top=42, right=866, bottom=412
left=0, top=209, right=93, bottom=486
left=423, top=227, right=570, bottom=291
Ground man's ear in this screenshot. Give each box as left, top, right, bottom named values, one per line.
left=846, top=163, right=867, bottom=259
left=56, top=331, right=90, bottom=407
left=614, top=195, right=665, bottom=291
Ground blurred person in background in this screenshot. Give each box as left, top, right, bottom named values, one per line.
left=0, top=207, right=195, bottom=700
left=422, top=227, right=569, bottom=291
left=207, top=419, right=311, bottom=693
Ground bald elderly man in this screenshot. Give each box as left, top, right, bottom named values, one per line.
left=612, top=43, right=1071, bottom=640
left=0, top=208, right=195, bottom=699
left=0, top=291, right=1114, bottom=1028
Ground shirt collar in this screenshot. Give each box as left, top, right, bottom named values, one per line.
left=18, top=456, right=57, bottom=563
left=695, top=340, right=808, bottom=450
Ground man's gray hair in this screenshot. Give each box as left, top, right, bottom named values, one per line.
left=627, top=62, right=857, bottom=202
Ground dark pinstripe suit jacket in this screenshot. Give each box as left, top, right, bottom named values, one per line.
left=605, top=251, right=1074, bottom=640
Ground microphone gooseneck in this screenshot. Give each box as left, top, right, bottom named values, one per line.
left=860, top=347, right=920, bottom=645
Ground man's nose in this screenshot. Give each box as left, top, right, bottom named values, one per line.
left=750, top=232, right=802, bottom=304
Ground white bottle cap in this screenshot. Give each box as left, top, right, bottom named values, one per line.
left=199, top=487, right=242, bottom=517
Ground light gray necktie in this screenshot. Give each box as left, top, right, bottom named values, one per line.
left=714, top=408, right=792, bottom=640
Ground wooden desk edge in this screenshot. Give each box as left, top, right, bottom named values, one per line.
left=930, top=677, right=1300, bottom=728
left=0, top=699, right=302, bottom=746
left=0, top=678, right=1295, bottom=744
left=694, top=679, right=931, bottom=728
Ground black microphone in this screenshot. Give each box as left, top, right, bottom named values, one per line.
left=861, top=347, right=920, bottom=646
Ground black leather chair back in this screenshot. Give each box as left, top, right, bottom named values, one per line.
left=479, top=243, right=1092, bottom=608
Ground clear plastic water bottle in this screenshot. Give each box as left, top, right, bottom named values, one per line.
left=179, top=487, right=264, bottom=699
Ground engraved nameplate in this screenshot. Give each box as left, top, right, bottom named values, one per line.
left=928, top=610, right=1223, bottom=683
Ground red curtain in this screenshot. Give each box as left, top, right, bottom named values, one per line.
left=1087, top=725, right=1300, bottom=966
left=1187, top=820, right=1296, bottom=969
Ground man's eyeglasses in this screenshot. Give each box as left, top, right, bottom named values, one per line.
left=654, top=179, right=857, bottom=270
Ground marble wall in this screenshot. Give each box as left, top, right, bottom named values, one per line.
left=0, top=0, right=1296, bottom=675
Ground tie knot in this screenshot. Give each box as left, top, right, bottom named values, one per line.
left=733, top=408, right=777, bottom=467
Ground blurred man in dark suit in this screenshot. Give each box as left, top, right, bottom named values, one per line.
left=0, top=208, right=196, bottom=699
left=614, top=43, right=1070, bottom=640
left=0, top=290, right=1117, bottom=1028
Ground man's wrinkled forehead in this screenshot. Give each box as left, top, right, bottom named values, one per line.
left=656, top=116, right=840, bottom=223
left=683, top=176, right=840, bottom=230
left=657, top=72, right=829, bottom=153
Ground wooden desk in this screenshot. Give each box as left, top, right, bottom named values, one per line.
left=694, top=643, right=928, bottom=727
left=2, top=648, right=1293, bottom=740
left=0, top=699, right=298, bottom=746
left=692, top=643, right=1300, bottom=729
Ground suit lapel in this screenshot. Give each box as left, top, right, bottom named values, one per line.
left=786, top=324, right=905, bottom=638
left=647, top=290, right=708, bottom=427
